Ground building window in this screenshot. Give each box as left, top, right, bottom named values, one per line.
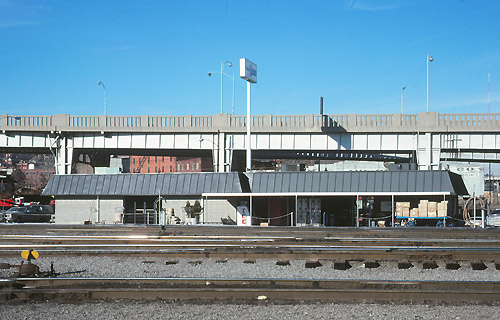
left=155, top=156, right=157, bottom=163
left=181, top=164, right=184, bottom=171
left=148, top=157, right=150, bottom=164
left=187, top=163, right=189, bottom=171
left=133, top=158, right=135, bottom=164
left=177, top=164, right=180, bottom=171
left=148, top=167, right=150, bottom=173
left=170, top=166, right=172, bottom=172
left=196, top=163, right=199, bottom=170
left=162, top=166, right=164, bottom=172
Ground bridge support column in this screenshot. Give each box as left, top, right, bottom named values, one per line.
left=417, top=132, right=441, bottom=170
left=214, top=132, right=229, bottom=172
left=225, top=135, right=233, bottom=172
left=55, top=137, right=74, bottom=174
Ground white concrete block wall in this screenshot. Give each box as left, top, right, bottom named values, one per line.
left=98, top=199, right=125, bottom=224
left=55, top=199, right=123, bottom=224
left=203, top=199, right=238, bottom=224
left=162, top=198, right=237, bottom=224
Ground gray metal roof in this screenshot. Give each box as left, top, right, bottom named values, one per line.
left=248, top=171, right=468, bottom=195
left=42, top=170, right=468, bottom=197
left=42, top=173, right=242, bottom=196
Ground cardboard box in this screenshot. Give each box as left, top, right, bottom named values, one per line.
left=410, top=208, right=419, bottom=217
left=260, top=222, right=269, bottom=227
left=418, top=203, right=428, bottom=217
left=419, top=199, right=429, bottom=204
left=402, top=208, right=410, bottom=216
left=428, top=201, right=438, bottom=211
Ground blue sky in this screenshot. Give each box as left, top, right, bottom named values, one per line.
left=1, top=0, right=499, bottom=116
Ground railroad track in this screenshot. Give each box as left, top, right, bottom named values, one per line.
left=2, top=232, right=500, bottom=261
left=2, top=277, right=500, bottom=304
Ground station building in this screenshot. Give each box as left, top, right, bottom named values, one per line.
left=42, top=170, right=468, bottom=226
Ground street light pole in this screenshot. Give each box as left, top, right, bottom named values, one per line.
left=98, top=81, right=107, bottom=116
left=209, top=61, right=234, bottom=114
left=401, top=86, right=406, bottom=114
left=426, top=55, right=433, bottom=112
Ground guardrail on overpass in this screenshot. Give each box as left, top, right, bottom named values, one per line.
left=1, top=112, right=499, bottom=133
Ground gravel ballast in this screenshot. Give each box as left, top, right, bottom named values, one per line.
left=1, top=301, right=500, bottom=320
left=1, top=256, right=499, bottom=281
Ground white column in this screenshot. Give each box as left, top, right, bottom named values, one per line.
left=217, top=132, right=226, bottom=172
left=391, top=194, right=395, bottom=227
left=225, top=135, right=233, bottom=172
left=54, top=136, right=74, bottom=174
left=66, top=146, right=73, bottom=174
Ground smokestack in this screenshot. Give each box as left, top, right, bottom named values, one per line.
left=320, top=96, right=323, bottom=115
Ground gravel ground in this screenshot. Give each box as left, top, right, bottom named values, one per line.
left=1, top=301, right=499, bottom=319
left=1, top=256, right=499, bottom=281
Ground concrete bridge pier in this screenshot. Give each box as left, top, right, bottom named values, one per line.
left=55, top=136, right=73, bottom=175
left=417, top=132, right=441, bottom=170
left=212, top=132, right=232, bottom=173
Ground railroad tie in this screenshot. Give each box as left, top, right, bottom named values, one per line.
left=495, top=262, right=500, bottom=271
left=445, top=260, right=461, bottom=270
left=470, top=260, right=487, bottom=271
left=243, top=259, right=256, bottom=264
left=165, top=260, right=179, bottom=265
left=363, top=261, right=380, bottom=269
left=422, top=261, right=439, bottom=270
left=216, top=258, right=229, bottom=263
left=305, top=260, right=322, bottom=269
left=333, top=260, right=351, bottom=270
left=397, top=261, right=413, bottom=269
left=276, top=260, right=290, bottom=266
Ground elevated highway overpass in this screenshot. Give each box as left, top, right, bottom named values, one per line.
left=1, top=112, right=499, bottom=174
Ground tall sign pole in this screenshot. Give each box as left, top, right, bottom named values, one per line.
left=240, top=58, right=257, bottom=172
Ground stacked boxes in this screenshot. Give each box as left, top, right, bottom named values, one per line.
left=427, top=201, right=438, bottom=217
left=397, top=200, right=449, bottom=218
left=396, top=202, right=410, bottom=216
left=437, top=201, right=448, bottom=217
left=418, top=200, right=428, bottom=217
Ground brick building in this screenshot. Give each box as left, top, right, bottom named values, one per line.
left=130, top=156, right=177, bottom=173
left=176, top=157, right=213, bottom=172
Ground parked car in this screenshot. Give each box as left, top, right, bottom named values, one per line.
left=4, top=205, right=54, bottom=223
left=486, top=209, right=500, bottom=227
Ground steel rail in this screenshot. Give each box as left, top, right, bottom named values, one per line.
left=2, top=278, right=500, bottom=304
left=1, top=245, right=500, bottom=261
left=3, top=234, right=500, bottom=244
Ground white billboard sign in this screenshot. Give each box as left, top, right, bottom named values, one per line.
left=240, top=58, right=257, bottom=83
